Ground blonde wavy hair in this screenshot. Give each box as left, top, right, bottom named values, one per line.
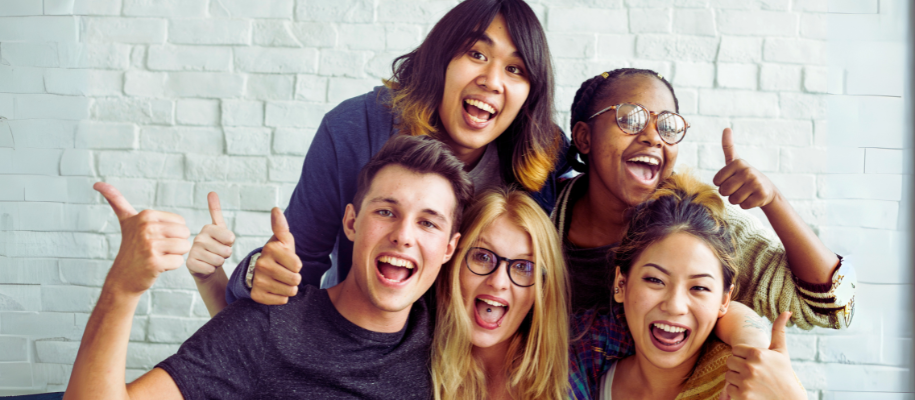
left=431, top=187, right=570, bottom=400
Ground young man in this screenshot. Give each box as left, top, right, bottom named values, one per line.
left=64, top=135, right=474, bottom=400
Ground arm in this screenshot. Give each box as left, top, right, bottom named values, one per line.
left=723, top=312, right=806, bottom=400
left=64, top=183, right=189, bottom=400
left=714, top=302, right=769, bottom=350
left=187, top=192, right=234, bottom=316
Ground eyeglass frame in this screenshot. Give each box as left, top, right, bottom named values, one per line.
left=464, top=247, right=542, bottom=288
left=588, top=102, right=690, bottom=145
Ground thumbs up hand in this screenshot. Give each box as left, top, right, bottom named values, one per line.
left=188, top=192, right=237, bottom=280
left=250, top=207, right=303, bottom=305
left=721, top=312, right=806, bottom=400
left=712, top=128, right=780, bottom=210
left=95, top=182, right=191, bottom=297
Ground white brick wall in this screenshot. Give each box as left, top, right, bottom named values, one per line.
left=0, top=0, right=911, bottom=397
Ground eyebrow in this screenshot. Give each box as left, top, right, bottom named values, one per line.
left=368, top=196, right=449, bottom=223
left=476, top=33, right=523, bottom=60
left=642, top=263, right=715, bottom=280
left=477, top=238, right=533, bottom=259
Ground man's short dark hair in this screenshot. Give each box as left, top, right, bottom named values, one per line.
left=352, top=135, right=474, bottom=233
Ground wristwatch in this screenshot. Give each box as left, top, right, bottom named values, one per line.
left=245, top=252, right=261, bottom=289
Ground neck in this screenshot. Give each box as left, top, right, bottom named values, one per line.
left=568, top=173, right=631, bottom=248
left=326, top=277, right=410, bottom=333
left=472, top=340, right=512, bottom=398
left=616, top=351, right=698, bottom=399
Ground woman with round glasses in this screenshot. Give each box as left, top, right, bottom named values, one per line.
left=559, top=68, right=855, bottom=399
left=432, top=187, right=569, bottom=400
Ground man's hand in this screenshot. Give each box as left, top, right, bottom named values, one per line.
left=96, top=182, right=192, bottom=297
left=721, top=312, right=806, bottom=400
left=713, top=128, right=780, bottom=210
left=187, top=192, right=236, bottom=280
left=250, top=208, right=302, bottom=305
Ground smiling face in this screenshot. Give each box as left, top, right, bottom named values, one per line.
left=343, top=164, right=460, bottom=314
left=574, top=75, right=679, bottom=207
left=614, top=231, right=731, bottom=370
left=437, top=13, right=531, bottom=162
left=460, top=215, right=536, bottom=350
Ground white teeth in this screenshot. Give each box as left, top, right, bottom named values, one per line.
left=479, top=298, right=507, bottom=307
left=467, top=114, right=487, bottom=123
left=627, top=156, right=660, bottom=166
left=378, top=255, right=415, bottom=269
left=653, top=323, right=686, bottom=333
left=464, top=99, right=496, bottom=114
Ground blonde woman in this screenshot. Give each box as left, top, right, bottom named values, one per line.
left=432, top=188, right=570, bottom=400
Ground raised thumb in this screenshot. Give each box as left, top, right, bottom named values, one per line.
left=94, top=182, right=138, bottom=221
left=769, top=311, right=791, bottom=352
left=721, top=128, right=738, bottom=164
left=271, top=207, right=293, bottom=245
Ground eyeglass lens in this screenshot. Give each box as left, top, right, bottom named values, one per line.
left=466, top=248, right=536, bottom=287
left=616, top=103, right=687, bottom=144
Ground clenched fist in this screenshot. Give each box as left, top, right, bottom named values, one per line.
left=713, top=128, right=781, bottom=210
left=187, top=192, right=236, bottom=280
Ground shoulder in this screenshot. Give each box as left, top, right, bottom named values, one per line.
left=323, top=86, right=393, bottom=128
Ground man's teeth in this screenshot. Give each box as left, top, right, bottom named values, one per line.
left=628, top=156, right=660, bottom=166
left=479, top=298, right=506, bottom=307
left=465, top=99, right=495, bottom=114
left=653, top=323, right=686, bottom=333
left=377, top=255, right=415, bottom=269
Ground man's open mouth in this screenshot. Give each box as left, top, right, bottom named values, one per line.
left=463, top=98, right=497, bottom=124
left=625, top=155, right=662, bottom=183
left=474, top=297, right=508, bottom=329
left=649, top=322, right=690, bottom=351
left=376, top=255, right=415, bottom=283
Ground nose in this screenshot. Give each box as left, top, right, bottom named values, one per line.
left=661, top=286, right=689, bottom=316
left=485, top=261, right=511, bottom=291
left=637, top=113, right=663, bottom=148
left=477, top=62, right=503, bottom=94
left=389, top=219, right=414, bottom=248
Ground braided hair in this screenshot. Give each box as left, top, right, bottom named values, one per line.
left=567, top=68, right=679, bottom=172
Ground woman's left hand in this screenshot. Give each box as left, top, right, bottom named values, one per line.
left=713, top=128, right=781, bottom=210
left=720, top=312, right=806, bottom=400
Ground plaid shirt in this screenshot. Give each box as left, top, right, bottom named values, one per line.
left=568, top=303, right=635, bottom=400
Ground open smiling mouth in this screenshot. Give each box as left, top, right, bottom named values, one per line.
left=649, top=322, right=690, bottom=352
left=463, top=99, right=497, bottom=124
left=625, top=155, right=661, bottom=184
left=474, top=297, right=508, bottom=330
left=376, top=255, right=415, bottom=284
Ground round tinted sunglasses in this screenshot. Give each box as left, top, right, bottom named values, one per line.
left=465, top=247, right=538, bottom=288
left=588, top=102, right=689, bottom=145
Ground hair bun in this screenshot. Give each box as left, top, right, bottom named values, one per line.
left=650, top=170, right=727, bottom=227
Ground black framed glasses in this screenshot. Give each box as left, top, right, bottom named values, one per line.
left=588, top=102, right=689, bottom=145
left=465, top=247, right=538, bottom=288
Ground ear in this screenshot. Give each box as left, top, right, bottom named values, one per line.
left=718, top=284, right=734, bottom=318
left=571, top=121, right=593, bottom=155
left=343, top=203, right=357, bottom=242
left=442, top=232, right=460, bottom=264
left=612, top=266, right=626, bottom=303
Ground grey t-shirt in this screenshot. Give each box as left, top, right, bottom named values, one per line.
left=468, top=142, right=503, bottom=194
left=157, top=285, right=433, bottom=400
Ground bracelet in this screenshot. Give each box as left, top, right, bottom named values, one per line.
left=245, top=252, right=261, bottom=289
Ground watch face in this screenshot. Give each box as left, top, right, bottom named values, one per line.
left=844, top=295, right=855, bottom=328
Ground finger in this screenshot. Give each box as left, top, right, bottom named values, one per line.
left=161, top=254, right=186, bottom=271
left=157, top=238, right=192, bottom=256
left=197, top=235, right=233, bottom=259
left=256, top=276, right=299, bottom=298
left=271, top=207, right=294, bottom=246
left=156, top=221, right=192, bottom=240
left=207, top=192, right=227, bottom=227
left=726, top=353, right=750, bottom=375
left=769, top=311, right=792, bottom=352
left=740, top=192, right=768, bottom=210
left=719, top=384, right=732, bottom=400
left=200, top=224, right=236, bottom=247
left=138, top=209, right=187, bottom=225
left=722, top=128, right=738, bottom=164
left=726, top=180, right=755, bottom=206
left=717, top=174, right=746, bottom=198
left=94, top=182, right=138, bottom=221
left=712, top=159, right=744, bottom=187
left=257, top=258, right=302, bottom=286
left=724, top=373, right=742, bottom=396
left=192, top=247, right=228, bottom=268
left=251, top=289, right=291, bottom=306
left=186, top=257, right=217, bottom=276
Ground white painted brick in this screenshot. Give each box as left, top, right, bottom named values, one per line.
left=865, top=148, right=904, bottom=174
left=125, top=342, right=180, bottom=369
left=58, top=43, right=131, bottom=69
left=549, top=8, right=627, bottom=33
left=819, top=174, right=902, bottom=201
left=147, top=316, right=208, bottom=343
left=59, top=259, right=110, bottom=287
left=41, top=285, right=101, bottom=312
left=265, top=101, right=329, bottom=128
left=596, top=34, right=635, bottom=60
left=234, top=47, right=318, bottom=74
left=296, top=0, right=374, bottom=23
left=35, top=341, right=79, bottom=364
left=101, top=177, right=157, bottom=207
left=210, top=0, right=293, bottom=18
left=269, top=156, right=305, bottom=182
left=339, top=24, right=385, bottom=51
left=253, top=20, right=301, bottom=47
left=803, top=66, right=827, bottom=93
left=786, top=333, right=816, bottom=361
left=44, top=0, right=73, bottom=15
left=716, top=63, right=757, bottom=89
left=376, top=0, right=454, bottom=24
left=717, top=36, right=762, bottom=63
left=819, top=335, right=881, bottom=364
left=60, top=149, right=95, bottom=176
left=176, top=99, right=220, bottom=126
left=150, top=290, right=194, bottom=316
left=0, top=285, right=41, bottom=311
left=246, top=74, right=296, bottom=101
left=0, top=362, right=33, bottom=387
left=825, top=364, right=911, bottom=393
left=10, top=231, right=107, bottom=258
left=191, top=294, right=210, bottom=317
left=152, top=267, right=197, bottom=290
left=793, top=0, right=826, bottom=12
left=799, top=12, right=826, bottom=39
left=553, top=59, right=614, bottom=87
left=0, top=42, right=59, bottom=67
left=97, top=151, right=169, bottom=178
left=820, top=228, right=907, bottom=284
left=172, top=72, right=247, bottom=98
left=72, top=0, right=122, bottom=15
left=698, top=89, right=778, bottom=118
left=0, top=336, right=28, bottom=362
left=123, top=0, right=207, bottom=17
left=730, top=119, right=812, bottom=147
left=44, top=68, right=123, bottom=96
left=0, top=176, right=26, bottom=201
left=758, top=63, right=802, bottom=92
left=547, top=33, right=596, bottom=59
left=826, top=200, right=898, bottom=230
left=0, top=258, right=59, bottom=285
left=828, top=95, right=904, bottom=149
left=763, top=173, right=815, bottom=199
left=881, top=337, right=911, bottom=367
left=64, top=203, right=114, bottom=233
left=364, top=52, right=398, bottom=80
left=15, top=94, right=90, bottom=120
left=82, top=17, right=166, bottom=43
left=698, top=144, right=778, bottom=172
left=828, top=0, right=878, bottom=13
left=385, top=24, right=422, bottom=52
left=294, top=75, right=328, bottom=102
left=1, top=202, right=63, bottom=231
left=222, top=100, right=264, bottom=127
left=0, top=66, right=45, bottom=93
left=824, top=146, right=864, bottom=174
left=147, top=45, right=233, bottom=71
left=240, top=184, right=278, bottom=210
left=168, top=18, right=251, bottom=45
left=0, top=312, right=81, bottom=339
left=289, top=22, right=337, bottom=48
left=635, top=35, right=718, bottom=62
left=676, top=88, right=697, bottom=114
left=194, top=183, right=240, bottom=210
left=779, top=147, right=827, bottom=173
left=273, top=128, right=316, bottom=155
left=0, top=0, right=44, bottom=16
left=92, top=98, right=174, bottom=125
left=278, top=183, right=297, bottom=211
left=155, top=181, right=195, bottom=208
left=628, top=8, right=670, bottom=34
left=8, top=119, right=76, bottom=148
left=0, top=117, right=11, bottom=146
left=140, top=126, right=224, bottom=154
left=225, top=127, right=272, bottom=156
left=233, top=211, right=272, bottom=235
left=779, top=92, right=826, bottom=119
left=763, top=38, right=826, bottom=65
left=185, top=155, right=229, bottom=181
left=672, top=8, right=715, bottom=36
left=0, top=16, right=78, bottom=42
left=327, top=77, right=378, bottom=104
left=75, top=121, right=137, bottom=149
left=227, top=157, right=268, bottom=182
left=717, top=10, right=797, bottom=36
left=24, top=176, right=69, bottom=202
left=319, top=49, right=371, bottom=78
left=65, top=177, right=101, bottom=204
